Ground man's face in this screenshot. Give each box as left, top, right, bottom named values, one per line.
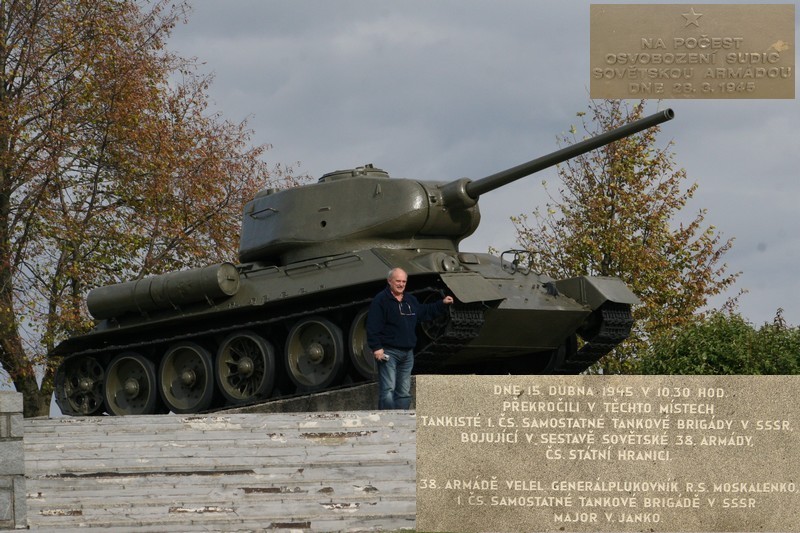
left=388, top=271, right=407, bottom=296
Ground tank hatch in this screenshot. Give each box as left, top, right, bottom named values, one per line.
left=318, top=164, right=389, bottom=183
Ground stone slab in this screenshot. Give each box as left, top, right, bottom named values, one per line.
left=590, top=4, right=795, bottom=99
left=0, top=392, right=22, bottom=414
left=417, top=375, right=800, bottom=532
left=0, top=484, right=10, bottom=525
left=0, top=440, right=24, bottom=477
left=0, top=413, right=23, bottom=439
left=0, top=477, right=26, bottom=529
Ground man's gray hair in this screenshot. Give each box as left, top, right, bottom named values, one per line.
left=387, top=267, right=406, bottom=280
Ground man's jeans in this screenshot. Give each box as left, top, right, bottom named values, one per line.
left=377, top=347, right=414, bottom=410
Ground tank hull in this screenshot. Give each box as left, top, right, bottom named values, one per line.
left=51, top=248, right=637, bottom=416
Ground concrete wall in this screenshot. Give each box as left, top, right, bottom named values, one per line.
left=0, top=392, right=25, bottom=530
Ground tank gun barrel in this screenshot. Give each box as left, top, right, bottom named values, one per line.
left=461, top=108, right=674, bottom=200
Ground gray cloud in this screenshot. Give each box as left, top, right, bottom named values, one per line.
left=170, top=0, right=800, bottom=325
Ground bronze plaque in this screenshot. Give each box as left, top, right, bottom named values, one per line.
left=590, top=4, right=795, bottom=99
left=416, top=375, right=800, bottom=532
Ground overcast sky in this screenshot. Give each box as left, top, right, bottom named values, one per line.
left=169, top=0, right=799, bottom=327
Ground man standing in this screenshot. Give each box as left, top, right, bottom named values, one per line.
left=366, top=267, right=454, bottom=409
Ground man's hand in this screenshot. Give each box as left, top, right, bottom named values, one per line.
left=374, top=348, right=387, bottom=361
left=443, top=295, right=454, bottom=305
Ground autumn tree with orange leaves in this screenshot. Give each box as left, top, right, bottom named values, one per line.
left=0, top=1, right=293, bottom=416
left=512, top=100, right=738, bottom=374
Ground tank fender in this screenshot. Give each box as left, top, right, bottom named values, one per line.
left=554, top=276, right=640, bottom=310
left=440, top=273, right=505, bottom=303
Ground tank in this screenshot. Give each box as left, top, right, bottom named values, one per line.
left=51, top=109, right=675, bottom=416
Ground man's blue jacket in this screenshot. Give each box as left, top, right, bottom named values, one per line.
left=366, top=286, right=447, bottom=352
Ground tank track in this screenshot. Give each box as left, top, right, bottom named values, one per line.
left=553, top=303, right=634, bottom=373
left=414, top=302, right=487, bottom=371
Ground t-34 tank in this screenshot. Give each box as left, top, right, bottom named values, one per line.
left=51, top=109, right=674, bottom=416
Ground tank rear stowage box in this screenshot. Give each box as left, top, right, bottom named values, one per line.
left=51, top=109, right=674, bottom=416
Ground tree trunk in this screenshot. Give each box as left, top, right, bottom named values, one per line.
left=15, top=374, right=50, bottom=418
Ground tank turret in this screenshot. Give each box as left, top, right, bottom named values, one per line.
left=238, top=164, right=481, bottom=265
left=239, top=109, right=674, bottom=265
left=51, top=109, right=674, bottom=417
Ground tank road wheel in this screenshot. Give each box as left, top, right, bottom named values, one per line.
left=104, top=352, right=159, bottom=416
left=215, top=331, right=276, bottom=405
left=348, top=307, right=376, bottom=380
left=159, top=342, right=215, bottom=414
left=285, top=316, right=345, bottom=391
left=55, top=356, right=105, bottom=416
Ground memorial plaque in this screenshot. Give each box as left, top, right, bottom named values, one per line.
left=417, top=375, right=800, bottom=532
left=590, top=4, right=795, bottom=99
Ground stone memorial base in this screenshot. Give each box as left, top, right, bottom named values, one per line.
left=416, top=375, right=800, bottom=532
left=0, top=392, right=25, bottom=530
left=11, top=374, right=800, bottom=531
left=23, top=410, right=416, bottom=531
